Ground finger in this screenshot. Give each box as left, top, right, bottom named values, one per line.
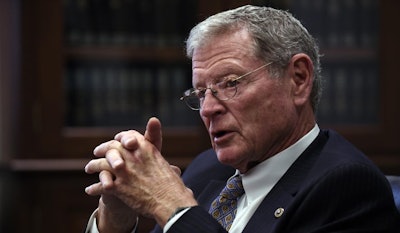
left=115, top=130, right=140, bottom=150
left=99, top=170, right=115, bottom=191
left=85, top=170, right=115, bottom=195
left=85, top=182, right=103, bottom=196
left=85, top=158, right=113, bottom=174
left=144, top=117, right=162, bottom=151
left=170, top=165, right=182, bottom=176
left=93, top=141, right=110, bottom=157
left=114, top=130, right=131, bottom=141
left=94, top=140, right=122, bottom=157
left=105, top=149, right=125, bottom=170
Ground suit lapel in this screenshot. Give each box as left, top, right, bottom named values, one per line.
left=197, top=179, right=227, bottom=210
left=243, top=131, right=328, bottom=233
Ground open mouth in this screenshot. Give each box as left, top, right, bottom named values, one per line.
left=213, top=130, right=229, bottom=139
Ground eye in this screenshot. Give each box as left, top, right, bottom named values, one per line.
left=225, top=79, right=239, bottom=88
left=193, top=88, right=206, bottom=98
left=218, top=77, right=239, bottom=89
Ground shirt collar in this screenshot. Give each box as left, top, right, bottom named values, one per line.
left=239, top=124, right=320, bottom=203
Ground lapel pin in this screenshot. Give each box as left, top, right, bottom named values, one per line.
left=274, top=207, right=284, bottom=218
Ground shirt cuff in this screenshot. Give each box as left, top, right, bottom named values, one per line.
left=163, top=207, right=191, bottom=233
left=85, top=209, right=99, bottom=233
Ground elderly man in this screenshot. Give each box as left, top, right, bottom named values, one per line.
left=84, top=5, right=400, bottom=233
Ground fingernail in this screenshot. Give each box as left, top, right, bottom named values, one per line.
left=84, top=162, right=91, bottom=173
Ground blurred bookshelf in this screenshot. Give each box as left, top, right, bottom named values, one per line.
left=16, top=0, right=399, bottom=168
left=16, top=0, right=399, bottom=166
left=62, top=0, right=382, bottom=131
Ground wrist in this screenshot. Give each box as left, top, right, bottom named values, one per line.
left=153, top=200, right=198, bottom=228
left=97, top=200, right=137, bottom=233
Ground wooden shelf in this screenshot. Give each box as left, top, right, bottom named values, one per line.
left=10, top=156, right=197, bottom=173
left=10, top=159, right=89, bottom=171
left=65, top=46, right=189, bottom=62
left=62, top=125, right=204, bottom=137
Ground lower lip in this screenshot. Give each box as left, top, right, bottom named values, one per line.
left=213, top=132, right=234, bottom=144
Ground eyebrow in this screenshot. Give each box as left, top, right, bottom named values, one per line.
left=193, top=65, right=245, bottom=87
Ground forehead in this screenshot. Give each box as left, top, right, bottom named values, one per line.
left=192, top=29, right=255, bottom=64
left=191, top=30, right=258, bottom=83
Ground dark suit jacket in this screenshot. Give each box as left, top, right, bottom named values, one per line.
left=151, top=130, right=400, bottom=232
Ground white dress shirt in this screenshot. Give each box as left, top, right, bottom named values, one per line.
left=86, top=125, right=320, bottom=233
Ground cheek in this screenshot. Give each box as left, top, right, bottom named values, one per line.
left=242, top=90, right=279, bottom=122
left=235, top=99, right=272, bottom=148
left=240, top=87, right=294, bottom=140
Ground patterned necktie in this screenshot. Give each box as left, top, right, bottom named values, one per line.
left=209, top=175, right=245, bottom=231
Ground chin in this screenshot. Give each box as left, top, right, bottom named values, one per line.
left=215, top=148, right=241, bottom=167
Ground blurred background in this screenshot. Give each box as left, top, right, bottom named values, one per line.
left=0, top=0, right=399, bottom=232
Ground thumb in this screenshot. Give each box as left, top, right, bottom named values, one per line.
left=144, top=117, right=162, bottom=151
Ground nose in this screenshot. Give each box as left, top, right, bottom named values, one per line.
left=200, top=89, right=224, bottom=117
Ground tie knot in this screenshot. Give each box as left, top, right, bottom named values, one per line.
left=221, top=175, right=245, bottom=200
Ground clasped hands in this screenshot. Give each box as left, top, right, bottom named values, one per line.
left=84, top=117, right=198, bottom=231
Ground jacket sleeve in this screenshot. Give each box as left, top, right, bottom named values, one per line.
left=167, top=206, right=227, bottom=233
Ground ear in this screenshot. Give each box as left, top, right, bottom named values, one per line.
left=289, top=53, right=314, bottom=107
